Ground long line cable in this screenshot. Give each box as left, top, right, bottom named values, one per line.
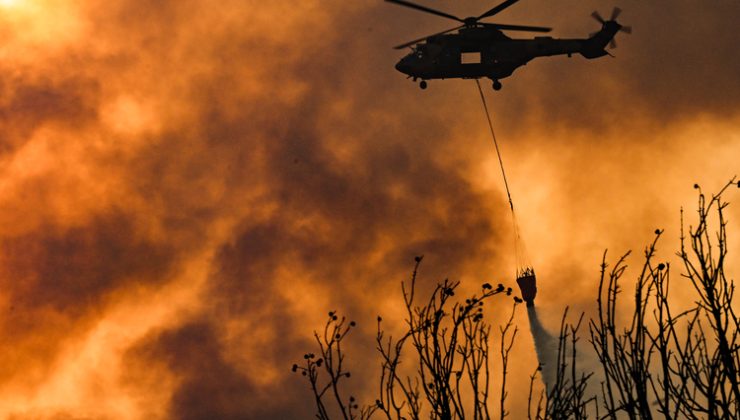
left=475, top=79, right=532, bottom=275
left=475, top=79, right=513, bottom=212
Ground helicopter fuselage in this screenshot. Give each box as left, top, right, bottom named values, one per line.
left=395, top=24, right=620, bottom=87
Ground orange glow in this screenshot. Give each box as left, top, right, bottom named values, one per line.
left=0, top=0, right=738, bottom=417
left=0, top=0, right=21, bottom=8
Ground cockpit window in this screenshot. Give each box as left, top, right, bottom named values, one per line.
left=415, top=45, right=427, bottom=58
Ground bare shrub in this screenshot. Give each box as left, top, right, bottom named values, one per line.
left=590, top=178, right=739, bottom=419
left=293, top=178, right=739, bottom=419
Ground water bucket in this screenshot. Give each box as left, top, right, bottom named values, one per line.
left=516, top=270, right=537, bottom=307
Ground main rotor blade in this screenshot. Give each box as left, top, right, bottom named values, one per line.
left=393, top=25, right=464, bottom=49
left=620, top=25, right=632, bottom=34
left=478, top=0, right=519, bottom=20
left=483, top=22, right=551, bottom=32
left=385, top=0, right=463, bottom=23
left=591, top=11, right=605, bottom=25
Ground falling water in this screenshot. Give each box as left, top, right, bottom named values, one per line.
left=526, top=305, right=557, bottom=389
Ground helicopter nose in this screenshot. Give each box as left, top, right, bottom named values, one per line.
left=395, top=61, right=410, bottom=75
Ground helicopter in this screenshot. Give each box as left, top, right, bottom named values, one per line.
left=388, top=0, right=631, bottom=90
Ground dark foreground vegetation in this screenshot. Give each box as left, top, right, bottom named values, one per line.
left=292, top=179, right=740, bottom=419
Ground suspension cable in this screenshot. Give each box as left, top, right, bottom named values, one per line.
left=475, top=79, right=514, bottom=212
left=475, top=79, right=533, bottom=276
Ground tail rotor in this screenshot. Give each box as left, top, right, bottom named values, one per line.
left=610, top=6, right=622, bottom=21
left=590, top=6, right=632, bottom=49
left=591, top=10, right=606, bottom=25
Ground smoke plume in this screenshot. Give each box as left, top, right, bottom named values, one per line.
left=0, top=0, right=737, bottom=418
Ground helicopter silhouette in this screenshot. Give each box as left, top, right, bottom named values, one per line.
left=388, top=0, right=631, bottom=90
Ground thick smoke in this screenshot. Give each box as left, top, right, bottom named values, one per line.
left=0, top=0, right=737, bottom=418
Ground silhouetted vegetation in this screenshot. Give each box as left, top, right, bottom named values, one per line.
left=292, top=312, right=372, bottom=420
left=293, top=256, right=519, bottom=420
left=293, top=179, right=739, bottom=419
left=373, top=259, right=517, bottom=420
left=589, top=179, right=739, bottom=419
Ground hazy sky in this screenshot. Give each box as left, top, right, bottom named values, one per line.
left=0, top=0, right=738, bottom=418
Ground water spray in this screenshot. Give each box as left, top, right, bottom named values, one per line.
left=476, top=80, right=553, bottom=387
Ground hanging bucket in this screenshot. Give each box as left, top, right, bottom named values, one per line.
left=516, top=269, right=537, bottom=307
